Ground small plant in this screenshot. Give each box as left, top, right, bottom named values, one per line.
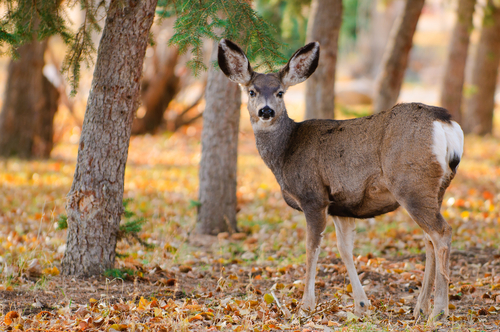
left=56, top=215, right=68, bottom=230
left=104, top=268, right=135, bottom=280
left=117, top=199, right=153, bottom=250
left=188, top=199, right=201, bottom=209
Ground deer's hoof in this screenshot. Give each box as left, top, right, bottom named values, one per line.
left=301, top=297, right=315, bottom=312
left=413, top=301, right=431, bottom=319
left=354, top=300, right=370, bottom=317
left=428, top=308, right=448, bottom=322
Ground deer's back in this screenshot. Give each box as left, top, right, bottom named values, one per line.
left=280, top=103, right=452, bottom=218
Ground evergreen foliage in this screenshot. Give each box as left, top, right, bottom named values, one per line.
left=159, top=0, right=286, bottom=73
left=0, top=0, right=105, bottom=95
left=61, top=0, right=106, bottom=95
left=0, top=0, right=285, bottom=92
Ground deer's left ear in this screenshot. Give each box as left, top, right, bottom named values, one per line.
left=218, top=39, right=254, bottom=85
left=279, top=42, right=320, bottom=88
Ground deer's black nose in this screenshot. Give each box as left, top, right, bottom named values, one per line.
left=258, top=106, right=275, bottom=120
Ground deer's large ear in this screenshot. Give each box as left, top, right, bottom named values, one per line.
left=218, top=39, right=253, bottom=85
left=279, top=42, right=320, bottom=87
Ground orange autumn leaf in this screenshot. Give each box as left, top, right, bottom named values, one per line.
left=138, top=297, right=150, bottom=310
left=185, top=304, right=203, bottom=311
left=4, top=311, right=19, bottom=325
left=482, top=191, right=494, bottom=200
left=188, top=314, right=203, bottom=322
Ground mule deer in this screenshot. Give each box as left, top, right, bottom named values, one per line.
left=218, top=39, right=464, bottom=321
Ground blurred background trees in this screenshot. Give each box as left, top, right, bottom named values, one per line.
left=462, top=0, right=500, bottom=135
left=373, top=0, right=425, bottom=113
left=304, top=0, right=342, bottom=120
left=0, top=39, right=59, bottom=158
left=0, top=0, right=500, bottom=272
left=440, top=0, right=476, bottom=123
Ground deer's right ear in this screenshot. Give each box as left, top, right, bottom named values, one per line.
left=218, top=39, right=253, bottom=85
left=279, top=42, right=320, bottom=88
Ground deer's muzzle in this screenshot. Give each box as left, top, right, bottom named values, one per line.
left=258, top=106, right=275, bottom=120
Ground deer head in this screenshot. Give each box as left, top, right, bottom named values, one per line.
left=218, top=39, right=320, bottom=130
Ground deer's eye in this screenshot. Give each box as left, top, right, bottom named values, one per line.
left=277, top=91, right=284, bottom=98
left=249, top=90, right=256, bottom=97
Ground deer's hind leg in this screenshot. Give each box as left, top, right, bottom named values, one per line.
left=395, top=192, right=452, bottom=321
left=413, top=166, right=454, bottom=318
left=413, top=233, right=436, bottom=318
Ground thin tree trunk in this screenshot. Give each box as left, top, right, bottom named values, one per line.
left=304, top=0, right=342, bottom=120
left=356, top=0, right=403, bottom=79
left=373, top=0, right=425, bottom=113
left=132, top=48, right=180, bottom=135
left=32, top=76, right=60, bottom=158
left=196, top=41, right=241, bottom=235
left=440, top=0, right=476, bottom=123
left=462, top=0, right=500, bottom=135
left=0, top=41, right=46, bottom=158
left=62, top=0, right=157, bottom=276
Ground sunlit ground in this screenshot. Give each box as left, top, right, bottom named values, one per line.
left=1, top=91, right=499, bottom=278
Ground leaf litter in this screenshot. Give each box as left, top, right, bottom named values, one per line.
left=0, top=117, right=500, bottom=331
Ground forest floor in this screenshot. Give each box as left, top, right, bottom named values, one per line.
left=1, top=106, right=500, bottom=331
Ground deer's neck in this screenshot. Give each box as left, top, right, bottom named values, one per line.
left=253, top=113, right=295, bottom=186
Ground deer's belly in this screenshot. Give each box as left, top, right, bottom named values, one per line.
left=327, top=184, right=400, bottom=219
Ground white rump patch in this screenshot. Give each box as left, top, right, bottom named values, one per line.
left=432, top=121, right=464, bottom=174
left=445, top=121, right=464, bottom=160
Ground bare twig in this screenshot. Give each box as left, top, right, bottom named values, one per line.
left=271, top=291, right=291, bottom=318
left=173, top=82, right=206, bottom=131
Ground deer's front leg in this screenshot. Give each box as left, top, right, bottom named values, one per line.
left=333, top=216, right=370, bottom=317
left=301, top=207, right=327, bottom=311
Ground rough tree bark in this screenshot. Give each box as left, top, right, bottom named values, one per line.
left=304, top=0, right=342, bottom=120
left=373, top=0, right=425, bottom=113
left=462, top=0, right=500, bottom=135
left=0, top=40, right=59, bottom=159
left=440, top=0, right=476, bottom=123
left=62, top=0, right=157, bottom=276
left=132, top=48, right=180, bottom=135
left=196, top=41, right=241, bottom=235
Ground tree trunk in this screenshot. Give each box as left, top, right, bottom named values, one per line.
left=132, top=48, right=180, bottom=135
left=32, top=76, right=61, bottom=158
left=0, top=40, right=53, bottom=158
left=462, top=0, right=500, bottom=135
left=440, top=0, right=476, bottom=123
left=355, top=0, right=404, bottom=79
left=62, top=0, right=157, bottom=276
left=304, top=0, right=342, bottom=120
left=373, top=0, right=425, bottom=113
left=196, top=41, right=241, bottom=235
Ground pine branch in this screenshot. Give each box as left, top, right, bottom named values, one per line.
left=62, top=0, right=105, bottom=95
left=0, top=0, right=287, bottom=93
left=164, top=0, right=286, bottom=75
